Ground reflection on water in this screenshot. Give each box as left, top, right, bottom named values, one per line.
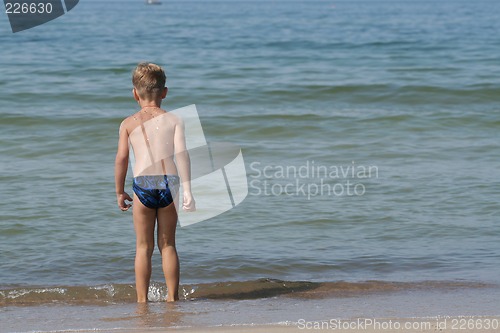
left=101, top=302, right=185, bottom=329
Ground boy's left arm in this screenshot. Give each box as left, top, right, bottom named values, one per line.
left=174, top=118, right=196, bottom=212
left=115, top=121, right=132, bottom=211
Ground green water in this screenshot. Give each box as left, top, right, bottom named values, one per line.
left=0, top=0, right=499, bottom=299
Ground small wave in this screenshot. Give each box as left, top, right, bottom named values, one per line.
left=0, top=278, right=491, bottom=307
left=188, top=83, right=500, bottom=106
left=259, top=84, right=500, bottom=105
left=0, top=112, right=122, bottom=128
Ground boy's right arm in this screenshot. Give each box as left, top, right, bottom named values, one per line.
left=115, top=120, right=133, bottom=211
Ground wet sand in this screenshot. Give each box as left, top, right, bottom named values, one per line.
left=2, top=285, right=499, bottom=333
left=97, top=316, right=500, bottom=333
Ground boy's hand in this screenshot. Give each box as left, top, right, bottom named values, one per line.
left=117, top=192, right=133, bottom=211
left=182, top=191, right=196, bottom=212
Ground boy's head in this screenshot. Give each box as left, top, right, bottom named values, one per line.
left=132, top=62, right=167, bottom=101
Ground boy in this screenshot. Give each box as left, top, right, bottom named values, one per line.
left=114, top=62, right=195, bottom=302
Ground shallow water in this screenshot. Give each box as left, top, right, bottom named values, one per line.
left=2, top=285, right=500, bottom=332
left=1, top=0, right=499, bottom=321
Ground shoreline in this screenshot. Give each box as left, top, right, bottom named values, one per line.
left=2, top=285, right=500, bottom=333
left=53, top=316, right=500, bottom=333
left=1, top=278, right=496, bottom=306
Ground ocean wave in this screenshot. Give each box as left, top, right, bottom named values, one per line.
left=0, top=279, right=491, bottom=307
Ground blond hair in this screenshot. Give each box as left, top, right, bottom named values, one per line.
left=132, top=62, right=166, bottom=100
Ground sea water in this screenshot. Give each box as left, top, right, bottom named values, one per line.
left=0, top=0, right=499, bottom=331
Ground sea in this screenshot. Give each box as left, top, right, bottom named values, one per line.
left=0, top=0, right=499, bottom=332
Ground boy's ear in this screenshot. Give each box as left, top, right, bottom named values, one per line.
left=162, top=87, right=168, bottom=99
left=132, top=88, right=140, bottom=102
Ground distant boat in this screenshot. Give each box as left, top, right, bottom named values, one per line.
left=145, top=0, right=161, bottom=4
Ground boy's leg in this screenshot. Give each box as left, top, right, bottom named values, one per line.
left=133, top=194, right=157, bottom=302
left=157, top=202, right=179, bottom=302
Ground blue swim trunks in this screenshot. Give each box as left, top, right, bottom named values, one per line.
left=132, top=175, right=180, bottom=209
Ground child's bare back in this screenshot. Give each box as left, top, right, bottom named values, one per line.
left=124, top=108, right=182, bottom=177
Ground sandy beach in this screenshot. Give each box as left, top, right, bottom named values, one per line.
left=2, top=1, right=500, bottom=333
left=102, top=316, right=500, bottom=333
left=2, top=283, right=499, bottom=332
